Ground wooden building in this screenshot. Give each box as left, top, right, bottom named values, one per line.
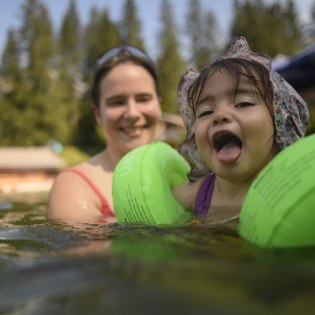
left=0, top=147, right=65, bottom=193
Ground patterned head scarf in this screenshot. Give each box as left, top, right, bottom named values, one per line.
left=178, top=36, right=309, bottom=181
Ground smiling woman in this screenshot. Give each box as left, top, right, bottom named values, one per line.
left=47, top=45, right=162, bottom=224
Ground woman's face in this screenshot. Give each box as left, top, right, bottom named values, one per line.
left=194, top=69, right=277, bottom=183
left=94, top=62, right=162, bottom=157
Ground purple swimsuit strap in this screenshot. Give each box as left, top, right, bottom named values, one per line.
left=195, top=174, right=216, bottom=215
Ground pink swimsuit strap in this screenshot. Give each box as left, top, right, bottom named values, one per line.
left=63, top=168, right=115, bottom=217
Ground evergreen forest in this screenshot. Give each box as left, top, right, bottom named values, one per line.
left=0, top=0, right=314, bottom=154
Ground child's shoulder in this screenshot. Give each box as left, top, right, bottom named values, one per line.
left=172, top=176, right=208, bottom=209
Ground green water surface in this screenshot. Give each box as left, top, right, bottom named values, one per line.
left=0, top=193, right=315, bottom=315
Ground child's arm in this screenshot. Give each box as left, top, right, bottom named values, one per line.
left=172, top=177, right=205, bottom=210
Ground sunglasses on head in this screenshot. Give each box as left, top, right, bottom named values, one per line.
left=95, top=45, right=153, bottom=71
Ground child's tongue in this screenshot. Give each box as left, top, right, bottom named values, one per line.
left=217, top=142, right=242, bottom=163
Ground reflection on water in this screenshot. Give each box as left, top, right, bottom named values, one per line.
left=0, top=193, right=315, bottom=314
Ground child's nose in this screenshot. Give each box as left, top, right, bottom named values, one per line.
left=213, top=108, right=231, bottom=125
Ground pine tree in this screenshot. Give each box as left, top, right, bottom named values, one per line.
left=1, top=0, right=56, bottom=145
left=120, top=0, right=145, bottom=49
left=83, top=7, right=120, bottom=77
left=75, top=7, right=120, bottom=151
left=20, top=0, right=54, bottom=80
left=186, top=0, right=220, bottom=69
left=0, top=28, right=25, bottom=145
left=282, top=0, right=302, bottom=54
left=1, top=28, right=20, bottom=78
left=157, top=0, right=186, bottom=114
left=230, top=0, right=302, bottom=57
left=186, top=0, right=202, bottom=67
left=59, top=0, right=81, bottom=68
left=15, top=0, right=69, bottom=145
left=57, top=0, right=82, bottom=144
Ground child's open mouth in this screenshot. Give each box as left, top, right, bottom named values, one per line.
left=213, top=131, right=243, bottom=163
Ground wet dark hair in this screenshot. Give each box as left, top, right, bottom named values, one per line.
left=188, top=58, right=274, bottom=118
left=91, top=47, right=159, bottom=108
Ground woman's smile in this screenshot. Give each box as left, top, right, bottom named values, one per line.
left=120, top=125, right=147, bottom=137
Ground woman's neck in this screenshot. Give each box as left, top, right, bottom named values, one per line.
left=91, top=147, right=123, bottom=172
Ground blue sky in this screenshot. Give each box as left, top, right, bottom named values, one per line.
left=0, top=0, right=232, bottom=59
left=0, top=0, right=313, bottom=59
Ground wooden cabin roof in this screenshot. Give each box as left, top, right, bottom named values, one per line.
left=0, top=147, right=65, bottom=171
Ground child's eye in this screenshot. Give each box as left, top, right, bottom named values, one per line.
left=235, top=102, right=255, bottom=108
left=197, top=109, right=214, bottom=118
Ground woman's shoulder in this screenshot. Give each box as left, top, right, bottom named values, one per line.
left=50, top=165, right=92, bottom=198
left=47, top=162, right=102, bottom=221
left=58, top=156, right=98, bottom=177
left=49, top=158, right=100, bottom=199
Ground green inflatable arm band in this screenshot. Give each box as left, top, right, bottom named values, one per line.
left=112, top=141, right=193, bottom=226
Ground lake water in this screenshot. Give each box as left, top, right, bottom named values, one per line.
left=0, top=192, right=315, bottom=315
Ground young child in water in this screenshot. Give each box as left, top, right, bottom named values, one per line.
left=173, top=36, right=309, bottom=219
